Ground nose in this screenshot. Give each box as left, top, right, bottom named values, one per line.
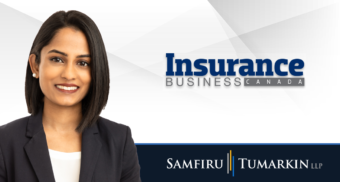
left=61, top=61, right=76, bottom=80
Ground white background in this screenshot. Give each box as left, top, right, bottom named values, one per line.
left=0, top=0, right=339, bottom=143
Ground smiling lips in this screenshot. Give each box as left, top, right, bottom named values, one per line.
left=55, top=84, right=79, bottom=93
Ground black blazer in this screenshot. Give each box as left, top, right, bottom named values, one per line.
left=0, top=106, right=141, bottom=182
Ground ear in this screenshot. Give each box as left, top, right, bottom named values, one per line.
left=28, top=54, right=39, bottom=79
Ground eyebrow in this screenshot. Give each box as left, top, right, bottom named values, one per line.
left=48, top=49, right=90, bottom=58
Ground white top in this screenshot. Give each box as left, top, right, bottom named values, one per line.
left=48, top=149, right=81, bottom=182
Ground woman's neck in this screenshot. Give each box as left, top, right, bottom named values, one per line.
left=42, top=97, right=82, bottom=133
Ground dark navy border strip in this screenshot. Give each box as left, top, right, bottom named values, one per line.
left=135, top=143, right=340, bottom=145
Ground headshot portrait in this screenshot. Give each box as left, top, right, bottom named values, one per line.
left=0, top=10, right=141, bottom=182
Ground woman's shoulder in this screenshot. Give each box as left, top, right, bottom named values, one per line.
left=0, top=116, right=30, bottom=134
left=0, top=116, right=30, bottom=146
left=96, top=116, right=133, bottom=140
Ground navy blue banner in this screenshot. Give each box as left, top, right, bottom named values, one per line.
left=136, top=144, right=340, bottom=182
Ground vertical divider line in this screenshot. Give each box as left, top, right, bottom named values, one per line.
left=233, top=156, right=235, bottom=177
left=227, top=153, right=229, bottom=174
left=230, top=150, right=232, bottom=171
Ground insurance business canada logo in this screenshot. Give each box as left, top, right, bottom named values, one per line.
left=165, top=53, right=305, bottom=87
left=166, top=150, right=322, bottom=177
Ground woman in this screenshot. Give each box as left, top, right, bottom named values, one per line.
left=0, top=10, right=141, bottom=182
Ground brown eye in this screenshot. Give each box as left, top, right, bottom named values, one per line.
left=50, top=57, right=63, bottom=63
left=78, top=61, right=89, bottom=67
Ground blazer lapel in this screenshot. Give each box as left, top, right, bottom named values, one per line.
left=24, top=104, right=102, bottom=182
left=24, top=106, right=56, bottom=182
left=79, top=120, right=102, bottom=182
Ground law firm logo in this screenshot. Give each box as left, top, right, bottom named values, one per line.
left=166, top=149, right=322, bottom=177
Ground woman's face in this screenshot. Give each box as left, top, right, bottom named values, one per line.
left=32, top=27, right=91, bottom=107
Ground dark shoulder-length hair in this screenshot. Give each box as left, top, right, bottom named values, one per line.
left=25, top=10, right=110, bottom=133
